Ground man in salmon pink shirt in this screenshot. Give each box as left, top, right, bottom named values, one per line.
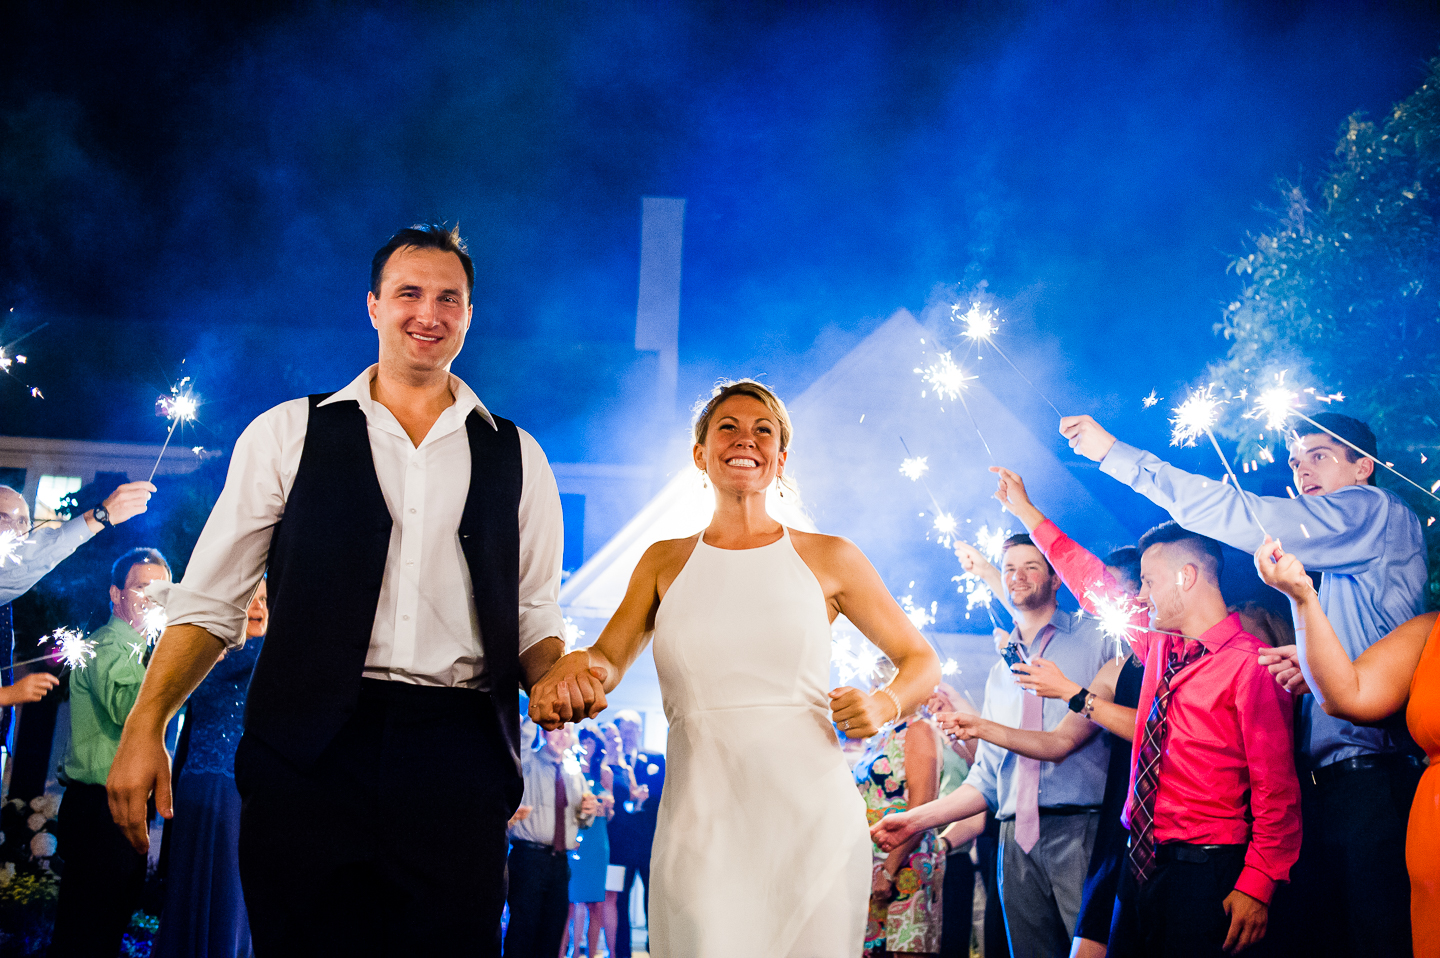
left=993, top=467, right=1301, bottom=957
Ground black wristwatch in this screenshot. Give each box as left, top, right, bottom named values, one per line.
left=1067, top=687, right=1091, bottom=713
left=92, top=503, right=113, bottom=528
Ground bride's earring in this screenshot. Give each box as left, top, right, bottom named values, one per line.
left=701, top=471, right=709, bottom=489
left=776, top=474, right=784, bottom=497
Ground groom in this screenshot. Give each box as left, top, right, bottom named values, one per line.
left=106, top=224, right=573, bottom=956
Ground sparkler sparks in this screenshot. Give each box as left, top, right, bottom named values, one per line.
left=899, top=456, right=929, bottom=481
left=954, top=302, right=998, bottom=342
left=941, top=658, right=960, bottom=677
left=141, top=605, right=168, bottom=643
left=41, top=628, right=96, bottom=671
left=974, top=524, right=1012, bottom=565
left=1083, top=590, right=1148, bottom=662
left=1142, top=390, right=1161, bottom=408
left=149, top=375, right=200, bottom=482
left=0, top=529, right=24, bottom=567
left=830, top=632, right=888, bottom=687
left=916, top=352, right=974, bottom=402
left=932, top=511, right=959, bottom=547
left=563, top=616, right=585, bottom=653
left=1169, top=385, right=1223, bottom=447
left=898, top=595, right=937, bottom=632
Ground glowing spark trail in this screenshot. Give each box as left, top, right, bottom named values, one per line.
left=1142, top=390, right=1161, bottom=408
left=142, top=605, right=168, bottom=643
left=932, top=512, right=959, bottom=547
left=974, top=524, right=1012, bottom=565
left=899, top=595, right=937, bottom=632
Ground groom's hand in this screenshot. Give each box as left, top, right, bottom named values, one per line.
left=108, top=720, right=172, bottom=854
left=529, top=652, right=608, bottom=729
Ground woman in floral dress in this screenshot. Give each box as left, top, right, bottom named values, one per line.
left=855, top=705, right=944, bottom=957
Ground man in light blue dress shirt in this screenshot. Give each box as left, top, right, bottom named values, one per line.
left=1061, top=410, right=1426, bottom=958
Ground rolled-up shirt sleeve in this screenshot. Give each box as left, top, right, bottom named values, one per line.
left=0, top=517, right=94, bottom=605
left=148, top=401, right=302, bottom=649
left=1100, top=441, right=1393, bottom=574
left=516, top=429, right=566, bottom=657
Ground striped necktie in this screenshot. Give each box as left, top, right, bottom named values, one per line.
left=1127, top=637, right=1207, bottom=883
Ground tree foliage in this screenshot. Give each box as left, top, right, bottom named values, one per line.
left=1211, top=55, right=1440, bottom=605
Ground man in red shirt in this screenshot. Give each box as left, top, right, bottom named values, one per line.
left=993, top=467, right=1301, bottom=957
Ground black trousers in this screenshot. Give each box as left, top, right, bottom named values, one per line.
left=503, top=843, right=572, bottom=957
left=1265, top=758, right=1422, bottom=958
left=1110, top=844, right=1247, bottom=958
left=939, top=848, right=977, bottom=958
left=49, top=782, right=148, bottom=958
left=612, top=862, right=651, bottom=957
left=235, top=679, right=520, bottom=958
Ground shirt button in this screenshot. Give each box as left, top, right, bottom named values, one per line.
left=406, top=559, right=415, bottom=566
left=409, top=508, right=417, bottom=514
left=402, top=615, right=410, bottom=621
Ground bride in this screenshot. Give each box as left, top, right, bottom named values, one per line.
left=529, top=380, right=940, bottom=957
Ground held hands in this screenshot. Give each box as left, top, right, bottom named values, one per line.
left=100, top=481, right=158, bottom=525
left=1257, top=644, right=1311, bottom=696
left=1058, top=415, right=1117, bottom=463
left=0, top=672, right=59, bottom=705
left=1221, top=890, right=1268, bottom=954
left=1010, top=657, right=1082, bottom=701
left=529, top=651, right=609, bottom=729
left=829, top=686, right=892, bottom=739
left=871, top=866, right=896, bottom=900
left=870, top=809, right=920, bottom=852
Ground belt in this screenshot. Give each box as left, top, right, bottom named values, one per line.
left=1308, top=753, right=1424, bottom=787
left=1155, top=842, right=1244, bottom=865
left=1039, top=804, right=1102, bottom=816
left=511, top=839, right=567, bottom=857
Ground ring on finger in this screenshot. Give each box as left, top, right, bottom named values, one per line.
left=841, top=719, right=849, bottom=730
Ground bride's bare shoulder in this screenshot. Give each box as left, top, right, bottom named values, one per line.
left=638, top=534, right=703, bottom=577
left=788, top=529, right=861, bottom=559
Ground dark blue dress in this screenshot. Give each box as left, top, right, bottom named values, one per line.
left=155, top=637, right=263, bottom=958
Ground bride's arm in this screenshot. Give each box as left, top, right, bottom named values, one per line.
left=813, top=536, right=942, bottom=738
left=528, top=540, right=673, bottom=729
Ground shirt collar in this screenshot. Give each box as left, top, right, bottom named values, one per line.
left=319, top=364, right=497, bottom=435
left=1014, top=607, right=1077, bottom=642
left=1195, top=611, right=1246, bottom=653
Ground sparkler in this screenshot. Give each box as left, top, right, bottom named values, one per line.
left=10, top=628, right=97, bottom=671
left=0, top=321, right=46, bottom=397
left=899, top=595, right=937, bottom=632
left=941, top=658, right=960, bottom=677
left=1142, top=390, right=1161, bottom=409
left=974, top=523, right=1012, bottom=565
left=1245, top=377, right=1440, bottom=506
left=830, top=632, right=888, bottom=688
left=149, top=377, right=199, bottom=482
left=915, top=350, right=996, bottom=462
left=141, top=605, right=168, bottom=644
left=949, top=301, right=1063, bottom=417
left=0, top=530, right=24, bottom=567
left=1169, top=385, right=1269, bottom=536
left=899, top=457, right=929, bottom=481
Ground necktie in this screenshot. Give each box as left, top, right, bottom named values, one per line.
left=1014, top=624, right=1057, bottom=854
left=552, top=760, right=568, bottom=852
left=1127, top=637, right=1207, bottom=882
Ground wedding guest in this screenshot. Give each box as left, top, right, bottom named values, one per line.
left=51, top=547, right=171, bottom=958
left=154, top=579, right=267, bottom=958
left=507, top=725, right=598, bottom=957
left=562, top=722, right=617, bottom=958
left=1256, top=537, right=1440, bottom=956
left=607, top=710, right=662, bottom=956
left=1061, top=411, right=1424, bottom=957
left=856, top=678, right=945, bottom=958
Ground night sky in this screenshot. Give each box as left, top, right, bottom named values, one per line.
left=3, top=0, right=1439, bottom=475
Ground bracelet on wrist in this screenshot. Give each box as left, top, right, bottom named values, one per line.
left=1082, top=692, right=1098, bottom=719
left=878, top=686, right=903, bottom=724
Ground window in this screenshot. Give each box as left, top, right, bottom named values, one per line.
left=34, top=475, right=82, bottom=522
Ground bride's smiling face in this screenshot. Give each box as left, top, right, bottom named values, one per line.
left=693, top=395, right=787, bottom=495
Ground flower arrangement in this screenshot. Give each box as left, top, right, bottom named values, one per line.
left=0, top=794, right=62, bottom=956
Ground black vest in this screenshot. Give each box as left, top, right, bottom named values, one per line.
left=243, top=395, right=525, bottom=770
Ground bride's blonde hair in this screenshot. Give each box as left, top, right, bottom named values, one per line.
left=692, top=379, right=793, bottom=451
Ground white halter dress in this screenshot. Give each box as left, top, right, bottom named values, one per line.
left=647, top=526, right=870, bottom=957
